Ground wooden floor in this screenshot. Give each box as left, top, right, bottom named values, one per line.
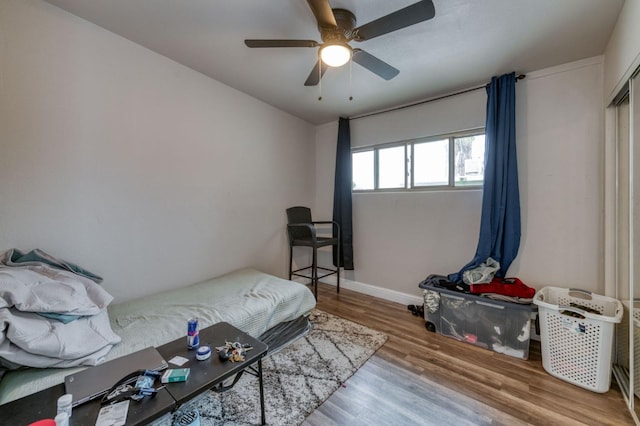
left=302, top=283, right=634, bottom=426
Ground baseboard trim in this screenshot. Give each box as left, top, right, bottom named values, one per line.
left=293, top=275, right=423, bottom=306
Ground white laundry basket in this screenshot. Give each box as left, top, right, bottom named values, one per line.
left=534, top=287, right=623, bottom=393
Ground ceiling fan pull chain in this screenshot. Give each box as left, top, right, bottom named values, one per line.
left=349, top=56, right=353, bottom=101
left=318, top=52, right=323, bottom=101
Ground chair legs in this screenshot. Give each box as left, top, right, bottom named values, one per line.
left=288, top=245, right=340, bottom=300
left=312, top=247, right=318, bottom=299
left=288, top=246, right=293, bottom=281
left=336, top=237, right=340, bottom=294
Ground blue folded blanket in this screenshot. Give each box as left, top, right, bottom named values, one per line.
left=4, top=248, right=103, bottom=283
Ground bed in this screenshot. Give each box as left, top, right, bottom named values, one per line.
left=0, top=267, right=316, bottom=405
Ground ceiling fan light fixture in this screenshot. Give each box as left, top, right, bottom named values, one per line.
left=320, top=43, right=351, bottom=67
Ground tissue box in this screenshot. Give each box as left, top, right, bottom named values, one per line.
left=161, top=368, right=190, bottom=383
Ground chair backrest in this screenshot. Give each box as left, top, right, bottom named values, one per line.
left=286, top=206, right=313, bottom=241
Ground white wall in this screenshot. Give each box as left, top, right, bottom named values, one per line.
left=315, top=57, right=606, bottom=303
left=0, top=0, right=316, bottom=302
left=509, top=57, right=604, bottom=289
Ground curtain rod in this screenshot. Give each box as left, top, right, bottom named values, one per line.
left=350, top=74, right=526, bottom=121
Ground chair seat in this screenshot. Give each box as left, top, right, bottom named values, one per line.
left=291, top=237, right=338, bottom=248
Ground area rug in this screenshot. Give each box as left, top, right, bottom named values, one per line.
left=171, top=310, right=387, bottom=426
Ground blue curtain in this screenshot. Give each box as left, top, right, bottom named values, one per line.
left=333, top=117, right=354, bottom=269
left=449, top=72, right=521, bottom=282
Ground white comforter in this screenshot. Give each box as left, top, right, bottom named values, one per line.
left=0, top=264, right=121, bottom=368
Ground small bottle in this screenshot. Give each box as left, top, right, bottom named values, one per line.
left=187, top=318, right=199, bottom=349
left=54, top=412, right=69, bottom=426
left=56, top=394, right=72, bottom=418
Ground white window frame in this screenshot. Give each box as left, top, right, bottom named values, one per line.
left=352, top=128, right=485, bottom=192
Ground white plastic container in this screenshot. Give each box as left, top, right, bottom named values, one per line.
left=421, top=285, right=535, bottom=360
left=56, top=394, right=72, bottom=418
left=54, top=412, right=69, bottom=426
left=534, top=287, right=623, bottom=393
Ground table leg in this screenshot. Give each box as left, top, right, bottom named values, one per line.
left=258, top=358, right=265, bottom=425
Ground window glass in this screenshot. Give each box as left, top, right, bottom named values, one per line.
left=351, top=130, right=484, bottom=192
left=352, top=150, right=374, bottom=190
left=378, top=146, right=406, bottom=189
left=413, top=139, right=449, bottom=186
left=454, top=134, right=485, bottom=186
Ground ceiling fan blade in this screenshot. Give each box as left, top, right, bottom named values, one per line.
left=306, top=0, right=337, bottom=28
left=304, top=60, right=329, bottom=86
left=352, top=49, right=399, bottom=80
left=352, top=0, right=435, bottom=41
left=244, top=39, right=319, bottom=48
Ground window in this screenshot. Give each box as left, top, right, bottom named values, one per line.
left=352, top=130, right=485, bottom=191
left=454, top=134, right=486, bottom=187
left=413, top=138, right=449, bottom=187
left=378, top=145, right=406, bottom=189
left=352, top=151, right=374, bottom=190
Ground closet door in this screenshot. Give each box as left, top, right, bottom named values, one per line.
left=632, top=73, right=640, bottom=422
left=614, top=72, right=640, bottom=424
left=611, top=69, right=640, bottom=424
left=614, top=90, right=632, bottom=413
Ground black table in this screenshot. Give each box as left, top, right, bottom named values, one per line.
left=0, top=382, right=176, bottom=426
left=0, top=322, right=268, bottom=426
left=156, top=321, right=269, bottom=426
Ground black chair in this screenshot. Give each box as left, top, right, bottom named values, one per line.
left=286, top=206, right=340, bottom=299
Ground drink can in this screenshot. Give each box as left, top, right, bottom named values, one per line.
left=187, top=318, right=199, bottom=349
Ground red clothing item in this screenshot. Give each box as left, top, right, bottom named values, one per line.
left=469, top=277, right=535, bottom=298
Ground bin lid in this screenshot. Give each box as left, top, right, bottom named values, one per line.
left=421, top=280, right=537, bottom=311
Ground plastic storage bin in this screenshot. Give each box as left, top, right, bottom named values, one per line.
left=534, top=287, right=623, bottom=393
left=421, top=283, right=535, bottom=359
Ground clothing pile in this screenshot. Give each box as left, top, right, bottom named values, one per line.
left=424, top=274, right=535, bottom=304
left=460, top=257, right=535, bottom=303
left=469, top=277, right=535, bottom=304
left=426, top=257, right=536, bottom=304
left=0, top=249, right=121, bottom=377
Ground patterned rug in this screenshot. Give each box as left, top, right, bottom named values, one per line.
left=171, top=310, right=387, bottom=426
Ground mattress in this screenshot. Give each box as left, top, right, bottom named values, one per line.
left=0, top=268, right=316, bottom=405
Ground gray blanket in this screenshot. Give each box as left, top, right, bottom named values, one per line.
left=1, top=248, right=103, bottom=283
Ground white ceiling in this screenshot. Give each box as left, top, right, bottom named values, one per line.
left=44, top=0, right=624, bottom=125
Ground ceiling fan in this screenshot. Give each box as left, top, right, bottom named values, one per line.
left=244, top=0, right=436, bottom=86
